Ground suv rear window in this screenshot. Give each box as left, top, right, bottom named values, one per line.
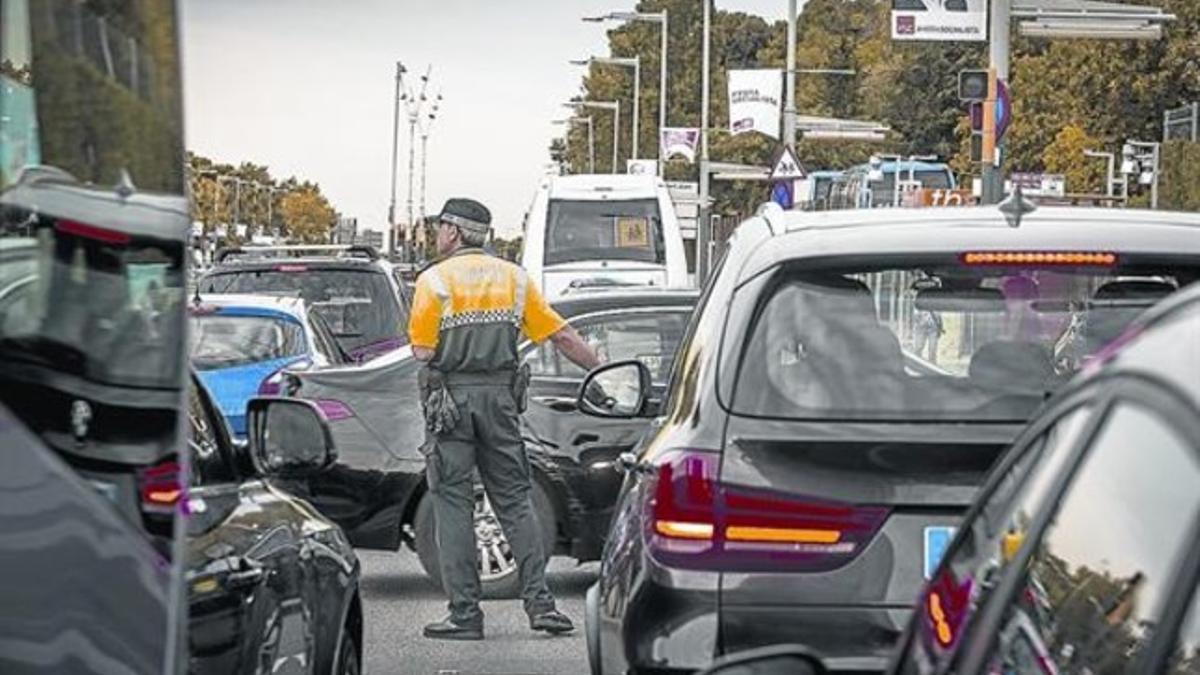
left=729, top=260, right=1199, bottom=422
left=546, top=198, right=665, bottom=265
left=199, top=267, right=404, bottom=354
left=190, top=314, right=306, bottom=370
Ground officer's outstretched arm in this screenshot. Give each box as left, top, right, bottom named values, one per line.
left=550, top=325, right=602, bottom=372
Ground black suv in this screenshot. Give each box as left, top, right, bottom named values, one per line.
left=199, top=245, right=412, bottom=363
left=579, top=202, right=1200, bottom=674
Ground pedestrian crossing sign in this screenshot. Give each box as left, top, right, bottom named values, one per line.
left=769, top=145, right=807, bottom=181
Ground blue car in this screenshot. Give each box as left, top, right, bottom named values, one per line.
left=189, top=294, right=349, bottom=438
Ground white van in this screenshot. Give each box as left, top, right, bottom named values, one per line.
left=520, top=174, right=689, bottom=297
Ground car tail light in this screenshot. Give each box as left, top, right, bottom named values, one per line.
left=960, top=251, right=1117, bottom=266
left=55, top=219, right=132, bottom=245
left=646, top=450, right=890, bottom=573
left=139, top=459, right=182, bottom=515
left=922, top=568, right=974, bottom=652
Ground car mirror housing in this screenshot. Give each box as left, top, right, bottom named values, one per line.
left=696, top=645, right=828, bottom=675
left=577, top=360, right=652, bottom=419
left=247, top=397, right=337, bottom=478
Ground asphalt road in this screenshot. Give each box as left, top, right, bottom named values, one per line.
left=358, top=549, right=596, bottom=675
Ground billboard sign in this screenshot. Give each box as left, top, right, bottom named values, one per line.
left=892, top=0, right=988, bottom=42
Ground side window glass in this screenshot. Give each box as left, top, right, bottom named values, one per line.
left=913, top=406, right=1091, bottom=668
left=1167, top=591, right=1200, bottom=673
left=986, top=404, right=1200, bottom=674
left=559, top=313, right=688, bottom=383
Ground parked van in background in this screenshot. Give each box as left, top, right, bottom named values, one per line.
left=520, top=174, right=689, bottom=296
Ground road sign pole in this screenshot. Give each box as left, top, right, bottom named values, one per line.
left=982, top=0, right=1011, bottom=205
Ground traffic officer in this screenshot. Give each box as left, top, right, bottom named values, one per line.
left=410, top=198, right=601, bottom=641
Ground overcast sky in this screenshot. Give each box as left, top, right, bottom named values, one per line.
left=180, top=0, right=789, bottom=239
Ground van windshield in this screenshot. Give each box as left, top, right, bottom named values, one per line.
left=545, top=198, right=665, bottom=265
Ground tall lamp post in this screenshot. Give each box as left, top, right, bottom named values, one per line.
left=418, top=92, right=443, bottom=226
left=571, top=56, right=640, bottom=161
left=388, top=61, right=403, bottom=257
left=566, top=100, right=620, bottom=174
left=390, top=62, right=436, bottom=261
left=584, top=11, right=668, bottom=175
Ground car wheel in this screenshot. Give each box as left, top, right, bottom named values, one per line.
left=414, top=480, right=557, bottom=599
left=334, top=627, right=359, bottom=675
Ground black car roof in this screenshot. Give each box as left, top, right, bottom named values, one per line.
left=740, top=206, right=1200, bottom=283
left=549, top=289, right=699, bottom=318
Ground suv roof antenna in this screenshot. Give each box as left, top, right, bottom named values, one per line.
left=115, top=169, right=136, bottom=199
left=998, top=184, right=1036, bottom=228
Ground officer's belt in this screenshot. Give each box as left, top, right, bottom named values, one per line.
left=442, top=371, right=515, bottom=387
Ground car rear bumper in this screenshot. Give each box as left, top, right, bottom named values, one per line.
left=720, top=603, right=913, bottom=673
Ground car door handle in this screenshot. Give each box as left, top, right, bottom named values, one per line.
left=572, top=432, right=600, bottom=446
left=532, top=396, right=577, bottom=413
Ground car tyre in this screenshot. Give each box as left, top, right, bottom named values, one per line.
left=414, top=480, right=557, bottom=599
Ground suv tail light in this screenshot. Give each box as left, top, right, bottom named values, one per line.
left=646, top=449, right=889, bottom=573
left=138, top=459, right=182, bottom=515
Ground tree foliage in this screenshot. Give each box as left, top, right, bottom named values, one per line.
left=188, top=152, right=337, bottom=245
left=1043, top=124, right=1106, bottom=195
left=556, top=0, right=1200, bottom=215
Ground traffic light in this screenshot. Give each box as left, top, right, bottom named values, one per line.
left=970, top=133, right=984, bottom=163
left=958, top=70, right=989, bottom=101
left=969, top=101, right=984, bottom=132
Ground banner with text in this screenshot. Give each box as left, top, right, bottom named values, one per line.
left=728, top=69, right=782, bottom=139
left=891, top=0, right=987, bottom=42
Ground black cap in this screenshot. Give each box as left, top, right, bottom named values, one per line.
left=438, top=198, right=491, bottom=236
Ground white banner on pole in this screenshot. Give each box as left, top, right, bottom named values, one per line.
left=891, top=0, right=988, bottom=42
left=660, top=127, right=700, bottom=163
left=728, top=69, right=782, bottom=139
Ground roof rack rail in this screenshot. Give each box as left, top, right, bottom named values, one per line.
left=215, top=244, right=380, bottom=263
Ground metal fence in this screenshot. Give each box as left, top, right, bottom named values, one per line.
left=1164, top=103, right=1199, bottom=142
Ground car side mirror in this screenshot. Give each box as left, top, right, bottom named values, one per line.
left=696, top=645, right=828, bottom=675
left=577, top=360, right=652, bottom=419
left=247, top=397, right=337, bottom=478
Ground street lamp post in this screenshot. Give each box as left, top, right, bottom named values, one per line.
left=567, top=101, right=620, bottom=174
left=572, top=57, right=640, bottom=161
left=584, top=11, right=668, bottom=175
left=698, top=0, right=712, bottom=283
left=388, top=62, right=403, bottom=256
left=394, top=63, right=435, bottom=261
left=418, top=93, right=443, bottom=226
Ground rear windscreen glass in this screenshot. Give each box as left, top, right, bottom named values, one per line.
left=199, top=268, right=403, bottom=353
left=729, top=261, right=1199, bottom=423
left=546, top=198, right=665, bottom=265
left=190, top=314, right=306, bottom=370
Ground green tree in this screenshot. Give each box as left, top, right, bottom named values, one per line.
left=1043, top=123, right=1106, bottom=194
left=280, top=186, right=336, bottom=244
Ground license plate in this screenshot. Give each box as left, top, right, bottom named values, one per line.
left=923, top=526, right=956, bottom=580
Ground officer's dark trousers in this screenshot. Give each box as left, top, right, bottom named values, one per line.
left=428, top=381, right=556, bottom=625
